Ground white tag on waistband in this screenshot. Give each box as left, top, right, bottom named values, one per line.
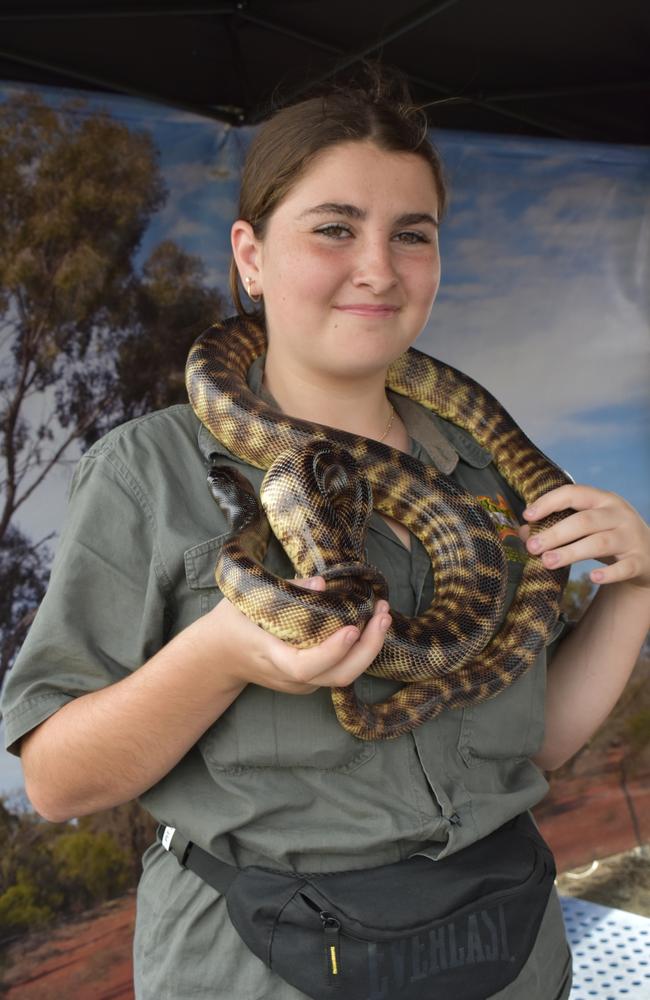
left=161, top=826, right=175, bottom=852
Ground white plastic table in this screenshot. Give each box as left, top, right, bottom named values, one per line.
left=561, top=896, right=650, bottom=999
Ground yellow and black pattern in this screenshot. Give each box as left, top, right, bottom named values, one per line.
left=187, top=316, right=571, bottom=740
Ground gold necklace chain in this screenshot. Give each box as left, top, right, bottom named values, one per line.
left=378, top=402, right=395, bottom=443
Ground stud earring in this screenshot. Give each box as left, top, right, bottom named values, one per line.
left=245, top=276, right=262, bottom=304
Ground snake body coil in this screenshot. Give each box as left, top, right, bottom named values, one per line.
left=187, top=316, right=571, bottom=740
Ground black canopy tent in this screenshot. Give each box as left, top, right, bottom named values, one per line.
left=0, top=0, right=648, bottom=145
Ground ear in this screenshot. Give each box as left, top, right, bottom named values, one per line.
left=231, top=220, right=262, bottom=289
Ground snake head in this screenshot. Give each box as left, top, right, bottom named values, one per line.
left=207, top=462, right=262, bottom=534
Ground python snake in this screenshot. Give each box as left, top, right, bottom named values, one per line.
left=186, top=315, right=571, bottom=740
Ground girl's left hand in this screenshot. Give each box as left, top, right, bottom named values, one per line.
left=518, top=485, right=650, bottom=591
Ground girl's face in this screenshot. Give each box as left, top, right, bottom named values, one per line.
left=235, top=140, right=441, bottom=381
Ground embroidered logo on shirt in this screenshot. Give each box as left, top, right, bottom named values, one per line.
left=475, top=493, right=527, bottom=564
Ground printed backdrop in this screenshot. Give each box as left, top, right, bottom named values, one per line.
left=1, top=80, right=649, bottom=796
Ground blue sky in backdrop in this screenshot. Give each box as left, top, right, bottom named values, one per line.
left=1, top=82, right=648, bottom=794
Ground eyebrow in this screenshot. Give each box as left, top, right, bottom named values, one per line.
left=297, top=202, right=439, bottom=227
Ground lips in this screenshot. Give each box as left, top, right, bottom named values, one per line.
left=334, top=305, right=399, bottom=315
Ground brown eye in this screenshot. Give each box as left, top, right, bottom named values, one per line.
left=394, top=231, right=429, bottom=244
left=315, top=224, right=352, bottom=239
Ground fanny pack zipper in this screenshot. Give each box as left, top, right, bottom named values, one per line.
left=320, top=912, right=342, bottom=982
left=299, top=849, right=550, bottom=950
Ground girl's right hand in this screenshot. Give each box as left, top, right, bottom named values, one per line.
left=205, top=576, right=392, bottom=696
left=21, top=579, right=388, bottom=823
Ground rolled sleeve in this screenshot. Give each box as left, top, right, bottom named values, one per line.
left=1, top=449, right=169, bottom=755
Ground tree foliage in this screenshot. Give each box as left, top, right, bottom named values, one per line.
left=0, top=882, right=54, bottom=937
left=52, top=831, right=131, bottom=910
left=78, top=801, right=158, bottom=882
left=0, top=90, right=225, bottom=684
left=0, top=525, right=51, bottom=685
left=0, top=795, right=155, bottom=942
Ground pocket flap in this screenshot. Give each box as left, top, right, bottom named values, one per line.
left=184, top=534, right=229, bottom=589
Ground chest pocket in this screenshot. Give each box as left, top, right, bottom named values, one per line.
left=456, top=554, right=564, bottom=765
left=184, top=534, right=377, bottom=774
left=184, top=534, right=229, bottom=615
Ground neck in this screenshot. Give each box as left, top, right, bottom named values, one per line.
left=263, top=352, right=397, bottom=442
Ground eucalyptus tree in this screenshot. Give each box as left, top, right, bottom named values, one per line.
left=0, top=91, right=224, bottom=685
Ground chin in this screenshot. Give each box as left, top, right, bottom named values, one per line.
left=325, top=353, right=395, bottom=382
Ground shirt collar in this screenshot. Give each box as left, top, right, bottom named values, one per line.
left=197, top=353, right=491, bottom=471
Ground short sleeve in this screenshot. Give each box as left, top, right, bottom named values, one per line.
left=0, top=449, right=169, bottom=755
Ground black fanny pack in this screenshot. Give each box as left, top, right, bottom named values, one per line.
left=157, top=812, right=555, bottom=1000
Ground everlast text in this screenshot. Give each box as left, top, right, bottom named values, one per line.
left=366, top=904, right=513, bottom=1000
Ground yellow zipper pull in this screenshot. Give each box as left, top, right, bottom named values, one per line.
left=321, top=912, right=342, bottom=983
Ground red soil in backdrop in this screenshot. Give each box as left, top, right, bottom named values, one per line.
left=536, top=748, right=650, bottom=871
left=1, top=893, right=136, bottom=1000
left=3, top=758, right=649, bottom=1000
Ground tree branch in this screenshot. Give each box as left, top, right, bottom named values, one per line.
left=0, top=327, right=36, bottom=539
left=8, top=392, right=116, bottom=520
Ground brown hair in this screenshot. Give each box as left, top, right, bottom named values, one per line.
left=229, top=63, right=449, bottom=319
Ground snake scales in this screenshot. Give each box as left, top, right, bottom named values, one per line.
left=186, top=315, right=571, bottom=740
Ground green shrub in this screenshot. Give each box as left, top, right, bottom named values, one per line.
left=52, top=830, right=131, bottom=910
left=0, top=881, right=53, bottom=938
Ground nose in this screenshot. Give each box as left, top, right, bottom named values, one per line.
left=350, top=235, right=399, bottom=294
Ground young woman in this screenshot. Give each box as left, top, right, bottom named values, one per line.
left=4, top=74, right=650, bottom=999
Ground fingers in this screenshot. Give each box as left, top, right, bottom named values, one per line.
left=215, top=586, right=392, bottom=694
left=283, top=599, right=392, bottom=689
left=588, top=557, right=644, bottom=586
left=310, top=601, right=392, bottom=688
left=523, top=484, right=607, bottom=520
left=525, top=509, right=619, bottom=567
left=522, top=486, right=650, bottom=588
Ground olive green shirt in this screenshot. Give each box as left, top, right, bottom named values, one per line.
left=1, top=357, right=572, bottom=999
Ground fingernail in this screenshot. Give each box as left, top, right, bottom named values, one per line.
left=524, top=506, right=537, bottom=519
left=544, top=551, right=558, bottom=567
left=345, top=628, right=359, bottom=644
left=380, top=615, right=391, bottom=630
